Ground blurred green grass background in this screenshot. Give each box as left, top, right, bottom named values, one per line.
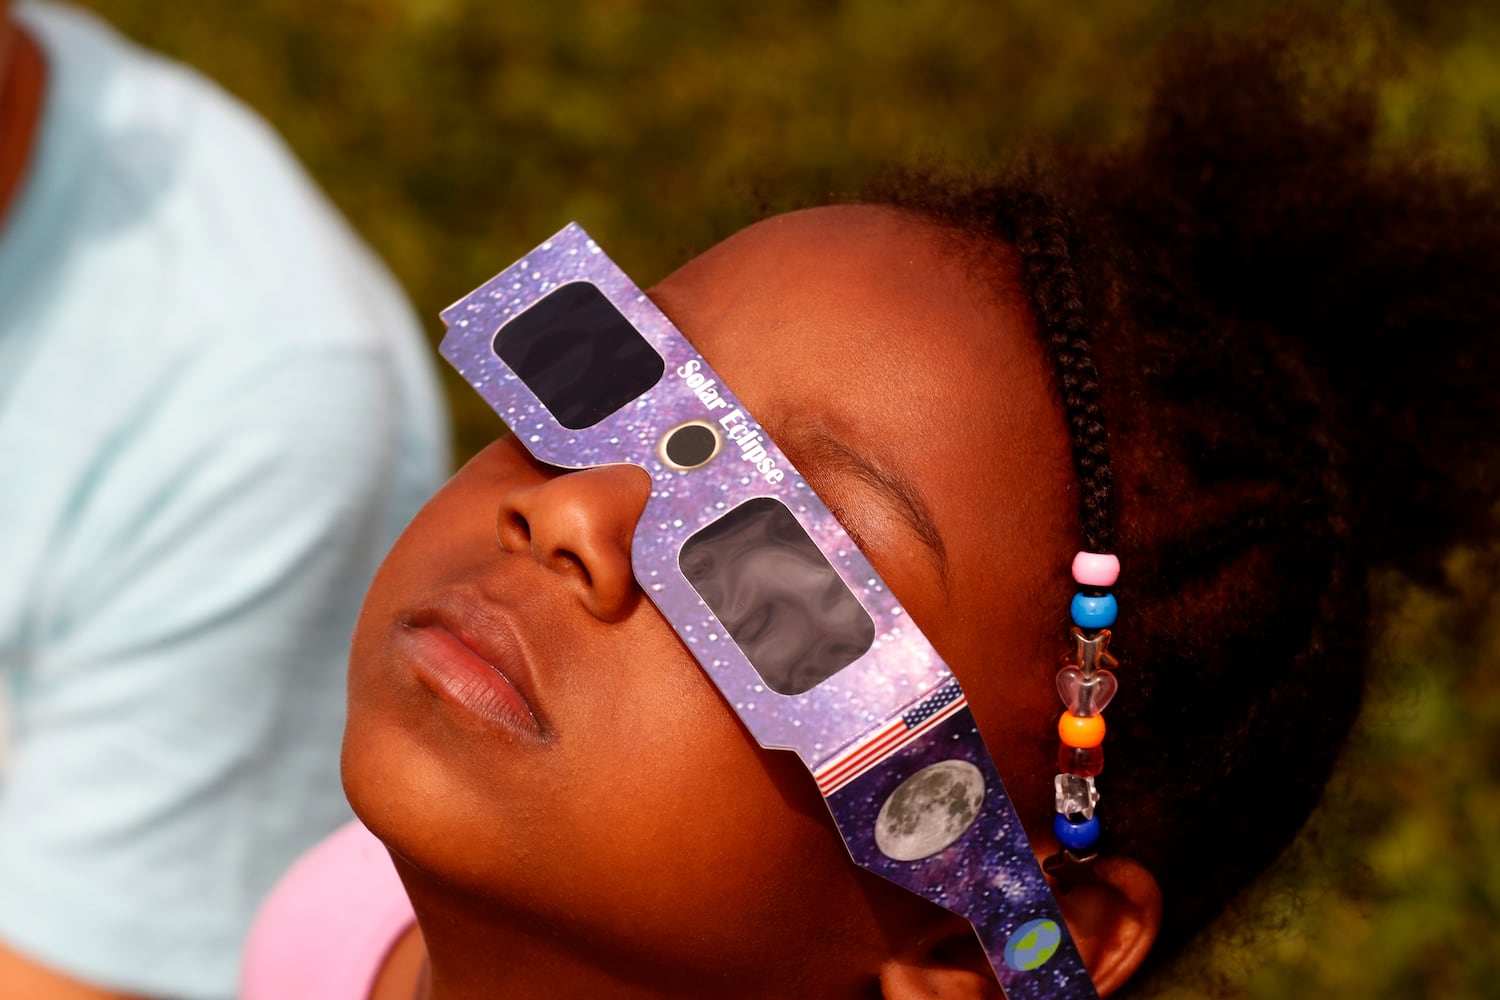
left=62, top=1, right=1499, bottom=995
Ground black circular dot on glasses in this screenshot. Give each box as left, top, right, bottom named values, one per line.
left=660, top=421, right=721, bottom=470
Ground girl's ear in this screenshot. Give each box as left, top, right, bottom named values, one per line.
left=1049, top=853, right=1161, bottom=995
left=878, top=852, right=1160, bottom=999
left=878, top=913, right=1006, bottom=1000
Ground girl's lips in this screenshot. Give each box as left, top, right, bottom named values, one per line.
left=397, top=607, right=545, bottom=737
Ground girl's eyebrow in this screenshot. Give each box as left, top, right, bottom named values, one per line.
left=771, top=420, right=951, bottom=595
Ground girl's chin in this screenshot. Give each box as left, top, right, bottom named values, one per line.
left=340, top=693, right=517, bottom=869
left=339, top=707, right=403, bottom=831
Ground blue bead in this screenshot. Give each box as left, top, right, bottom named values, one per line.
left=1053, top=812, right=1101, bottom=851
left=1071, top=592, right=1117, bottom=628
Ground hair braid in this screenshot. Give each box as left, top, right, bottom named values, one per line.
left=1006, top=189, right=1114, bottom=554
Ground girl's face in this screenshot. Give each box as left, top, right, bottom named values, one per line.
left=343, top=205, right=1077, bottom=996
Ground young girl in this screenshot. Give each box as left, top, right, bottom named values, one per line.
left=244, top=27, right=1498, bottom=1000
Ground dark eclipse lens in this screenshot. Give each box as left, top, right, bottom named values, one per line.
left=662, top=423, right=719, bottom=469
left=494, top=282, right=665, bottom=429
left=680, top=497, right=875, bottom=695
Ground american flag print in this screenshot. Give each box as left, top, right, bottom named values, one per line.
left=815, top=679, right=968, bottom=796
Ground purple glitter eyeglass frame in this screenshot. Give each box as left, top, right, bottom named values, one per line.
left=440, top=223, right=1097, bottom=999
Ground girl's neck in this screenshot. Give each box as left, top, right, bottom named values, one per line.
left=390, top=863, right=672, bottom=1000
left=369, top=924, right=429, bottom=1000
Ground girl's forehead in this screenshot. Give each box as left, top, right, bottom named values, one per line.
left=652, top=205, right=1077, bottom=691
left=650, top=207, right=1021, bottom=403
left=649, top=207, right=1053, bottom=497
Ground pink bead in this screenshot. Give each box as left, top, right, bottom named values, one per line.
left=1071, top=551, right=1120, bottom=588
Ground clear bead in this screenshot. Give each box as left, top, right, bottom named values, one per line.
left=1056, top=666, right=1118, bottom=717
left=1067, top=626, right=1118, bottom=676
left=1054, top=773, right=1100, bottom=820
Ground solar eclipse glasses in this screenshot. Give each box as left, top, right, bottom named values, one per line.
left=440, top=223, right=1097, bottom=999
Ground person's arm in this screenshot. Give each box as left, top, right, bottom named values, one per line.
left=0, top=939, right=142, bottom=1000
left=0, top=346, right=439, bottom=998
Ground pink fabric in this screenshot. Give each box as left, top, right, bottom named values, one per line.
left=240, top=820, right=415, bottom=1000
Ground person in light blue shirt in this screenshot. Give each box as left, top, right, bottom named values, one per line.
left=0, top=3, right=449, bottom=997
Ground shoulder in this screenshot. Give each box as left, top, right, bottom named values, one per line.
left=7, top=2, right=448, bottom=506
left=16, top=0, right=425, bottom=359
left=241, top=821, right=416, bottom=1000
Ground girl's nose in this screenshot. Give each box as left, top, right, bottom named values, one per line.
left=496, top=462, right=651, bottom=623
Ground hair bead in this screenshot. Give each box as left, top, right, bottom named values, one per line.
left=1053, top=813, right=1101, bottom=852
left=1056, top=666, right=1118, bottom=716
left=1058, top=744, right=1104, bottom=776
left=1067, top=626, right=1117, bottom=676
left=1054, top=774, right=1100, bottom=820
left=1071, top=551, right=1120, bottom=587
left=1070, top=592, right=1118, bottom=629
left=1051, top=555, right=1119, bottom=890
left=1058, top=712, right=1105, bottom=748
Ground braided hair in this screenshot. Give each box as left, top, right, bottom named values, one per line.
left=1011, top=189, right=1115, bottom=556
left=871, top=22, right=1500, bottom=964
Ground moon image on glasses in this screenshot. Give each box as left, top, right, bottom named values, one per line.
left=873, top=759, right=986, bottom=861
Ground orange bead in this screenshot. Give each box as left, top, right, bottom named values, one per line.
left=1058, top=712, right=1105, bottom=748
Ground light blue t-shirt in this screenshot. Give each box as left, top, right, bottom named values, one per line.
left=0, top=3, right=449, bottom=996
